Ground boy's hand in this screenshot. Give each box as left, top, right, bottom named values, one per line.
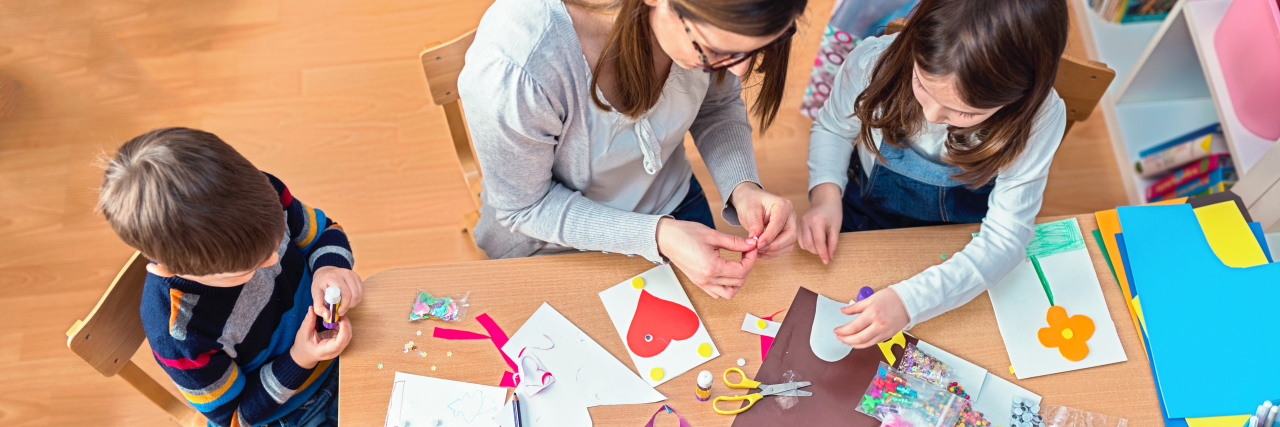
left=799, top=183, right=843, bottom=265
left=291, top=306, right=352, bottom=369
left=834, top=288, right=910, bottom=349
left=311, top=266, right=363, bottom=319
left=729, top=182, right=797, bottom=259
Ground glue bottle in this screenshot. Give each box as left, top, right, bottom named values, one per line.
left=323, top=286, right=341, bottom=329
left=695, top=370, right=712, bottom=401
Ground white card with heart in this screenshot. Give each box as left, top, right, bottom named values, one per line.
left=599, top=264, right=719, bottom=387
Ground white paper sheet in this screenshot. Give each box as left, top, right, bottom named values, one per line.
left=383, top=372, right=506, bottom=427
left=598, top=264, right=719, bottom=386
left=914, top=341, right=987, bottom=397
left=809, top=294, right=857, bottom=362
left=987, top=220, right=1127, bottom=379
left=972, top=372, right=1041, bottom=426
left=740, top=314, right=780, bottom=337
left=499, top=303, right=664, bottom=427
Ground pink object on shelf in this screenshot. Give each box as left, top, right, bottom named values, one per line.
left=1215, top=0, right=1280, bottom=140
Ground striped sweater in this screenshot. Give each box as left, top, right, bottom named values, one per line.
left=140, top=173, right=353, bottom=427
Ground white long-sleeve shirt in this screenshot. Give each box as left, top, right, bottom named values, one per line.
left=808, top=34, right=1067, bottom=328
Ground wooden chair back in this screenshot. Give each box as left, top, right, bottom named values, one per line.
left=66, top=252, right=206, bottom=427
left=883, top=19, right=1115, bottom=135
left=420, top=30, right=487, bottom=255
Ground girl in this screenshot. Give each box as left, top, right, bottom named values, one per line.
left=800, top=0, right=1069, bottom=346
left=459, top=0, right=803, bottom=298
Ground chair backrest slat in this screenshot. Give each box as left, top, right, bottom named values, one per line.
left=67, top=251, right=150, bottom=377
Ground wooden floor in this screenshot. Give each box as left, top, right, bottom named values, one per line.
left=0, top=0, right=1126, bottom=426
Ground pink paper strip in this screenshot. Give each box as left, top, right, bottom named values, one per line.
left=760, top=336, right=775, bottom=361
left=644, top=405, right=692, bottom=427
left=500, top=371, right=517, bottom=388
left=432, top=328, right=491, bottom=340
left=476, top=313, right=518, bottom=372
left=760, top=309, right=784, bottom=360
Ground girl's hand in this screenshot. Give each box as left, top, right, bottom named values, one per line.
left=833, top=288, right=910, bottom=349
left=656, top=217, right=759, bottom=299
left=799, top=183, right=843, bottom=264
left=729, top=182, right=797, bottom=259
left=290, top=306, right=353, bottom=369
left=311, top=266, right=363, bottom=319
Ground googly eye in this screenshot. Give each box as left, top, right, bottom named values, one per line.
left=644, top=334, right=653, bottom=342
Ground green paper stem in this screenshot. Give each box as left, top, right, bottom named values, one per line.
left=1030, top=255, right=1054, bottom=306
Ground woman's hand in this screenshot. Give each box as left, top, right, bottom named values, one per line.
left=833, top=288, right=910, bottom=349
left=799, top=183, right=843, bottom=264
left=729, top=182, right=797, bottom=259
left=656, top=217, right=759, bottom=299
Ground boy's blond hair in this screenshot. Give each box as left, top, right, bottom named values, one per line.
left=97, top=127, right=284, bottom=276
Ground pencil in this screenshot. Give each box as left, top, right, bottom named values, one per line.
left=512, top=393, right=522, bottom=427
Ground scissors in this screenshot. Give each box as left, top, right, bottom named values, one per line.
left=712, top=367, right=812, bottom=415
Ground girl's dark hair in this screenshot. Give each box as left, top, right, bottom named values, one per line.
left=853, top=0, right=1068, bottom=186
left=563, top=0, right=806, bottom=131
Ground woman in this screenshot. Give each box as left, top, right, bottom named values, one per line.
left=459, top=0, right=805, bottom=298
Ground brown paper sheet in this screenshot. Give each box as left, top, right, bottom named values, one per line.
left=731, top=287, right=917, bottom=427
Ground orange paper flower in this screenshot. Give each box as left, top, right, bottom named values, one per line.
left=1037, top=306, right=1095, bottom=361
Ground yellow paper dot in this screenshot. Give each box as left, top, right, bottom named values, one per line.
left=756, top=319, right=768, bottom=329
left=1061, top=328, right=1074, bottom=340
left=631, top=277, right=645, bottom=289
left=697, top=342, right=712, bottom=358
left=649, top=367, right=664, bottom=381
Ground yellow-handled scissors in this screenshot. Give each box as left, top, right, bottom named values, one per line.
left=712, top=368, right=812, bottom=415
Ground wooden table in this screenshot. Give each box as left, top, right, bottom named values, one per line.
left=339, top=214, right=1163, bottom=426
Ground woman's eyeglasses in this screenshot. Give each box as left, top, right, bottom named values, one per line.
left=680, top=16, right=797, bottom=73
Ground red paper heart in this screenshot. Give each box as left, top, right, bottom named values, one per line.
left=626, top=290, right=700, bottom=358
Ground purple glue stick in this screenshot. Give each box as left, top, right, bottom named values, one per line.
left=322, top=286, right=341, bottom=329
left=856, top=286, right=875, bottom=302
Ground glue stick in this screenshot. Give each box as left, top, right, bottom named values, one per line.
left=695, top=370, right=712, bottom=401
left=323, top=286, right=341, bottom=329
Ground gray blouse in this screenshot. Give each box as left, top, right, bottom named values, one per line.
left=458, top=0, right=761, bottom=262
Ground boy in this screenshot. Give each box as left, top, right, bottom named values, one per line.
left=97, top=127, right=363, bottom=427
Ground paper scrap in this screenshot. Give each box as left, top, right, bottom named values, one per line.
left=599, top=264, right=718, bottom=386
left=384, top=371, right=505, bottom=427
left=1185, top=415, right=1252, bottom=427
left=501, top=303, right=663, bottom=427
left=741, top=314, right=781, bottom=337
left=809, top=294, right=857, bottom=362
left=1193, top=201, right=1269, bottom=267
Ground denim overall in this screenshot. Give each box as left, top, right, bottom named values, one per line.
left=841, top=142, right=996, bottom=232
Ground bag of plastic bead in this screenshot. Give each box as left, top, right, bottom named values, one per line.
left=898, top=342, right=955, bottom=386
left=858, top=362, right=966, bottom=427
left=408, top=290, right=468, bottom=322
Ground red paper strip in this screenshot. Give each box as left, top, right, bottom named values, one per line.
left=432, top=328, right=491, bottom=340
left=431, top=313, right=519, bottom=387
left=476, top=313, right=518, bottom=372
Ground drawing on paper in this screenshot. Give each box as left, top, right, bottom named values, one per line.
left=446, top=390, right=501, bottom=423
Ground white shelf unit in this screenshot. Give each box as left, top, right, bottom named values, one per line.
left=1071, top=0, right=1276, bottom=204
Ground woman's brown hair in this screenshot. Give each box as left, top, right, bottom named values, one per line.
left=853, top=0, right=1068, bottom=186
left=564, top=0, right=806, bottom=131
